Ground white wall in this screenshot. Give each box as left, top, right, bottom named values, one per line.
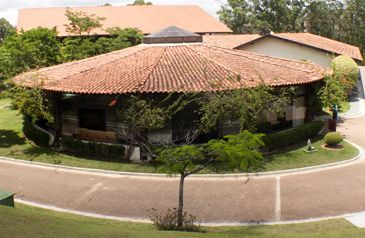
left=239, top=37, right=335, bottom=68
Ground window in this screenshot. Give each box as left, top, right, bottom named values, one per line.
left=79, top=108, right=106, bottom=131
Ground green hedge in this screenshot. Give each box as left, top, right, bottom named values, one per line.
left=23, top=116, right=50, bottom=147
left=61, top=136, right=126, bottom=161
left=262, top=121, right=325, bottom=151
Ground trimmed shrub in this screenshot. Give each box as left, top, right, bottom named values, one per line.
left=61, top=136, right=126, bottom=161
left=262, top=121, right=325, bottom=151
left=324, top=132, right=343, bottom=147
left=331, top=55, right=359, bottom=93
left=23, top=116, right=50, bottom=147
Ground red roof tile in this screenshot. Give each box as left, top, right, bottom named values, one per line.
left=13, top=43, right=325, bottom=94
left=17, top=5, right=232, bottom=36
left=203, top=34, right=261, bottom=49
left=204, top=33, right=363, bottom=62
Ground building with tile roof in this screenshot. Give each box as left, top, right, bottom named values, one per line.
left=13, top=27, right=327, bottom=155
left=204, top=32, right=363, bottom=67
left=17, top=5, right=232, bottom=36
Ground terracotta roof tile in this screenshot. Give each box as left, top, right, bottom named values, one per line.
left=17, top=5, right=232, bottom=36
left=13, top=43, right=325, bottom=94
left=272, top=33, right=363, bottom=61
left=203, top=34, right=261, bottom=49
left=204, top=33, right=363, bottom=62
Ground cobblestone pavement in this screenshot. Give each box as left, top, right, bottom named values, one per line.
left=0, top=116, right=364, bottom=223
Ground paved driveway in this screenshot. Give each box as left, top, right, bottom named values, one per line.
left=0, top=116, right=365, bottom=223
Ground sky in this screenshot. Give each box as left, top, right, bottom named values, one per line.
left=0, top=0, right=227, bottom=26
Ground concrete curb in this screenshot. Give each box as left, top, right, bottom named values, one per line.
left=340, top=99, right=365, bottom=120
left=0, top=139, right=362, bottom=179
left=14, top=198, right=362, bottom=227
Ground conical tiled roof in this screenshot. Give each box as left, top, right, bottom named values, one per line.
left=13, top=44, right=325, bottom=95
left=143, top=26, right=203, bottom=44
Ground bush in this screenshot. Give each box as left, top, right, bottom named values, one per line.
left=324, top=132, right=343, bottom=147
left=331, top=55, right=359, bottom=94
left=149, top=208, right=201, bottom=232
left=23, top=116, right=50, bottom=147
left=262, top=121, right=325, bottom=151
left=61, top=136, right=126, bottom=161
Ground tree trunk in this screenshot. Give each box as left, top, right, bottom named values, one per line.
left=177, top=173, right=185, bottom=228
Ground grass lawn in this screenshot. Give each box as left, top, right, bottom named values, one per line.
left=0, top=98, right=359, bottom=174
left=1, top=204, right=365, bottom=238
left=261, top=138, right=358, bottom=172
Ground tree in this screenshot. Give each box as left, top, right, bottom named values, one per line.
left=199, top=85, right=293, bottom=133
left=218, top=0, right=258, bottom=33
left=0, top=27, right=60, bottom=82
left=318, top=73, right=347, bottom=109
left=218, top=0, right=306, bottom=34
left=157, top=131, right=264, bottom=229
left=64, top=8, right=106, bottom=35
left=128, top=0, right=153, bottom=5
left=305, top=0, right=344, bottom=39
left=341, top=0, right=365, bottom=55
left=0, top=18, right=15, bottom=44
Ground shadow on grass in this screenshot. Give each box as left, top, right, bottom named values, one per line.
left=22, top=146, right=58, bottom=157
left=0, top=130, right=25, bottom=148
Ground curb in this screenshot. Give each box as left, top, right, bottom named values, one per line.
left=0, top=139, right=362, bottom=179
left=340, top=99, right=365, bottom=119
left=14, top=198, right=362, bottom=227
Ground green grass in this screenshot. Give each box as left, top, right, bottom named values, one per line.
left=0, top=98, right=359, bottom=174
left=262, top=138, right=358, bottom=172
left=1, top=203, right=365, bottom=238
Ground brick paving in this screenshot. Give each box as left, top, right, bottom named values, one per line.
left=0, top=116, right=364, bottom=223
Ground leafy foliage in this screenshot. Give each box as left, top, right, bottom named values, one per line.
left=219, top=0, right=306, bottom=34
left=318, top=73, right=347, bottom=109
left=199, top=85, right=293, bottom=133
left=64, top=8, right=106, bottom=35
left=60, top=28, right=143, bottom=62
left=0, top=27, right=60, bottom=82
left=331, top=55, right=359, bottom=94
left=11, top=82, right=54, bottom=124
left=206, top=131, right=264, bottom=170
left=0, top=18, right=15, bottom=44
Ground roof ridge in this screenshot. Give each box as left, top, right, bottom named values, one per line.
left=272, top=33, right=362, bottom=61
left=186, top=45, right=249, bottom=87
left=133, top=47, right=168, bottom=91
left=279, top=32, right=358, bottom=48
left=203, top=44, right=324, bottom=74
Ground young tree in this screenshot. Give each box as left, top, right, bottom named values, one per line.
left=157, top=131, right=264, bottom=229
left=64, top=8, right=106, bottom=35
